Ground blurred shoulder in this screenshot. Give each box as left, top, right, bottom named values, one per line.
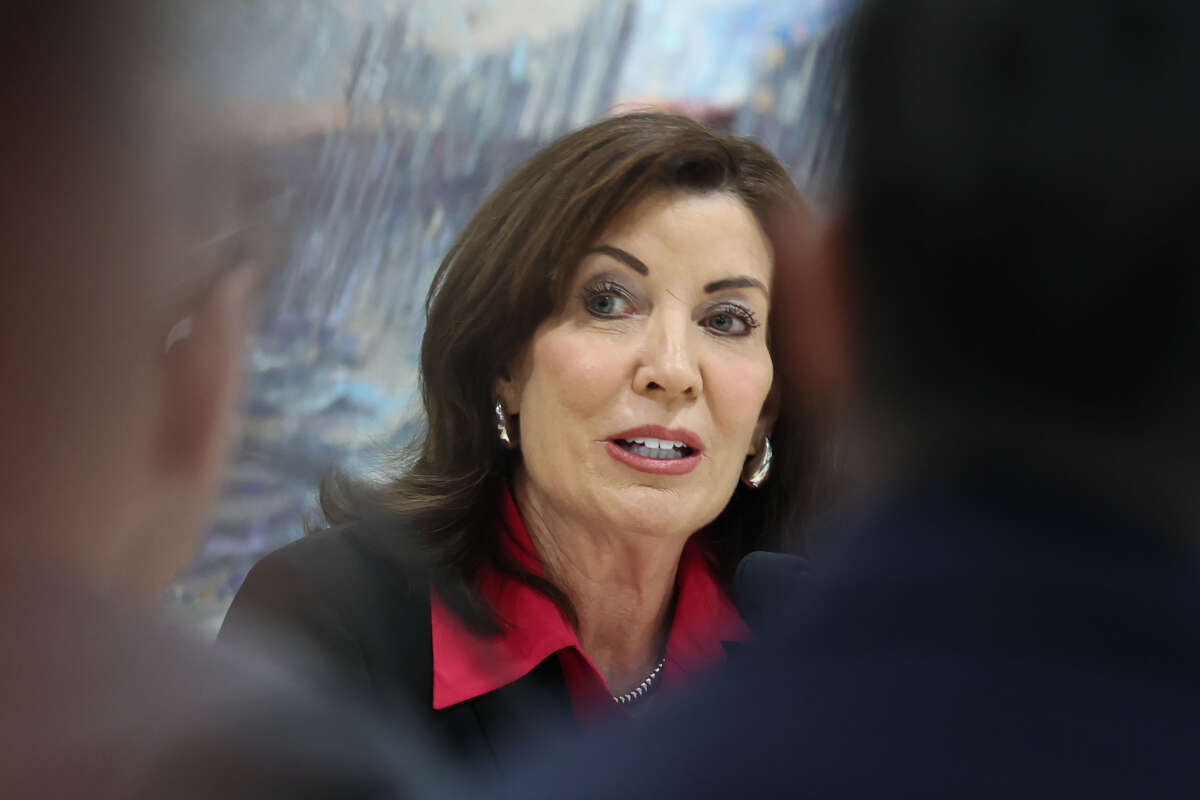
left=142, top=626, right=448, bottom=799
left=2, top=568, right=445, bottom=799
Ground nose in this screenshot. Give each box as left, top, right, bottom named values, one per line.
left=633, top=308, right=702, bottom=403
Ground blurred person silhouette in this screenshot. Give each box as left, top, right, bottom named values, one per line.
left=473, top=0, right=1200, bottom=796
left=0, top=3, right=442, bottom=797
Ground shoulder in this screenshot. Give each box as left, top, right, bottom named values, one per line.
left=146, top=630, right=450, bottom=799
left=220, top=517, right=435, bottom=688
left=241, top=518, right=428, bottom=611
left=4, top=575, right=447, bottom=799
left=267, top=515, right=423, bottom=571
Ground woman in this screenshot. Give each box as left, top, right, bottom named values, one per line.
left=220, top=112, right=819, bottom=773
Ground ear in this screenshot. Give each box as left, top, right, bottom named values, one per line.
left=749, top=380, right=781, bottom=456
left=126, top=266, right=255, bottom=593
left=494, top=375, right=517, bottom=416
left=161, top=266, right=256, bottom=480
left=493, top=350, right=530, bottom=416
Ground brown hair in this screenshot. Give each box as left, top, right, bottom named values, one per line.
left=322, top=112, right=822, bottom=633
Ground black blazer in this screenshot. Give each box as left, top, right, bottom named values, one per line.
left=219, top=518, right=580, bottom=779
left=219, top=518, right=804, bottom=780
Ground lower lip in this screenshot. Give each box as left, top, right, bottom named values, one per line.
left=604, top=441, right=702, bottom=476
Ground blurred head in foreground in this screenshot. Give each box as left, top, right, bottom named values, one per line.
left=790, top=0, right=1200, bottom=526
left=0, top=2, right=262, bottom=598
left=0, top=6, right=455, bottom=798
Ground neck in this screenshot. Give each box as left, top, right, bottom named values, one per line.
left=513, top=471, right=686, bottom=694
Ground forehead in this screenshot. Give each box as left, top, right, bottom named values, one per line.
left=585, top=190, right=774, bottom=287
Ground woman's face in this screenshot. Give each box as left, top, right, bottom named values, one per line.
left=500, top=190, right=775, bottom=541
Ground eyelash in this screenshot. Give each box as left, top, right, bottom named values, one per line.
left=580, top=280, right=637, bottom=317
left=704, top=302, right=760, bottom=336
left=579, top=281, right=760, bottom=336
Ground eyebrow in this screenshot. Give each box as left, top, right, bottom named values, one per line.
left=704, top=276, right=770, bottom=297
left=587, top=245, right=649, bottom=275
left=588, top=244, right=768, bottom=297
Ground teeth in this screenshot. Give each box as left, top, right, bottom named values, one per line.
left=629, top=437, right=685, bottom=450
left=616, top=436, right=693, bottom=460
left=625, top=443, right=686, bottom=460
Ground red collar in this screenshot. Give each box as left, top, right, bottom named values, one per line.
left=431, top=488, right=751, bottom=714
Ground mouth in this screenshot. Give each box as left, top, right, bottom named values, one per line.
left=604, top=426, right=704, bottom=476
left=611, top=437, right=696, bottom=460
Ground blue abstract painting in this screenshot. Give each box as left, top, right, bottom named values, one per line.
left=170, top=0, right=854, bottom=634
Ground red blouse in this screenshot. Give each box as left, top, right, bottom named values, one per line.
left=430, top=488, right=751, bottom=722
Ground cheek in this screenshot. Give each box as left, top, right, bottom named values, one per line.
left=708, top=349, right=774, bottom=437
left=522, top=327, right=630, bottom=434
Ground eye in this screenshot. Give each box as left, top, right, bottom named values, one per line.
left=708, top=312, right=740, bottom=334
left=702, top=304, right=759, bottom=336
left=581, top=280, right=635, bottom=318
left=587, top=294, right=622, bottom=315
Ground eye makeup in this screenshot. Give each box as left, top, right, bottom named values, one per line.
left=699, top=300, right=761, bottom=336
left=578, top=275, right=639, bottom=318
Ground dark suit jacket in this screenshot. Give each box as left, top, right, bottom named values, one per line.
left=219, top=518, right=578, bottom=781
left=482, top=469, right=1200, bottom=798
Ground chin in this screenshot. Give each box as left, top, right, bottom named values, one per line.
left=602, top=483, right=714, bottom=539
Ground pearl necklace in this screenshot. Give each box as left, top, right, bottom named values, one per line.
left=612, top=657, right=666, bottom=705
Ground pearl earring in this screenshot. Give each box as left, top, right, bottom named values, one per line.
left=743, top=436, right=773, bottom=489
